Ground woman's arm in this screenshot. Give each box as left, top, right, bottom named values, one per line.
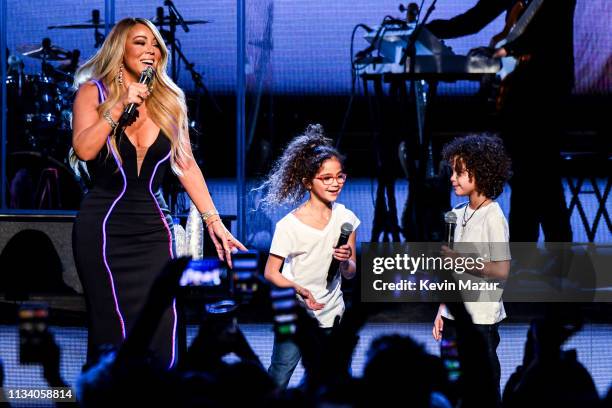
left=177, top=154, right=217, bottom=215
left=72, top=82, right=117, bottom=160
left=72, top=81, right=148, bottom=160
left=177, top=147, right=247, bottom=266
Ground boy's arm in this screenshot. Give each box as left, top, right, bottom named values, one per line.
left=461, top=210, right=510, bottom=279
left=442, top=246, right=510, bottom=280
left=466, top=259, right=510, bottom=280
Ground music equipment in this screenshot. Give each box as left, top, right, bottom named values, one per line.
left=355, top=23, right=501, bottom=79
left=489, top=0, right=546, bottom=108
left=18, top=41, right=71, bottom=62
left=490, top=0, right=545, bottom=80
left=6, top=152, right=83, bottom=210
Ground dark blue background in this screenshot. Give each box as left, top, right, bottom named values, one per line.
left=5, top=0, right=611, bottom=95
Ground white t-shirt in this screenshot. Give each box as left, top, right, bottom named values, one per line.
left=442, top=201, right=510, bottom=325
left=269, top=203, right=361, bottom=328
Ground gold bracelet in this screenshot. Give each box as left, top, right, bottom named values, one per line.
left=103, top=110, right=118, bottom=130
left=200, top=210, right=220, bottom=223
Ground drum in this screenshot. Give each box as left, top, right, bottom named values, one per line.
left=6, top=151, right=83, bottom=210
left=55, top=77, right=75, bottom=131
left=21, top=75, right=62, bottom=129
left=6, top=74, right=22, bottom=98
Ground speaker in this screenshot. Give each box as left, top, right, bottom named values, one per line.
left=0, top=214, right=82, bottom=295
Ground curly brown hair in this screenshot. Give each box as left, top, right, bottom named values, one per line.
left=257, top=124, right=344, bottom=207
left=441, top=134, right=512, bottom=199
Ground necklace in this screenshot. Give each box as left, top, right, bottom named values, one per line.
left=461, top=198, right=489, bottom=228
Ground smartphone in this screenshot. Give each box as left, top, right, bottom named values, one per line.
left=205, top=299, right=239, bottom=333
left=231, top=250, right=260, bottom=299
left=18, top=303, right=49, bottom=364
left=270, top=287, right=299, bottom=338
left=440, top=337, right=461, bottom=383
left=180, top=258, right=227, bottom=287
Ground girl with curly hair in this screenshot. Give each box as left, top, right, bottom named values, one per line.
left=260, top=124, right=360, bottom=389
left=432, top=133, right=512, bottom=395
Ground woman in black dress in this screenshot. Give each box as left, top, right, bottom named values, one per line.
left=71, top=18, right=245, bottom=367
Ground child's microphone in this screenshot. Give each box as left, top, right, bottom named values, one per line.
left=444, top=211, right=457, bottom=249
left=327, top=223, right=354, bottom=283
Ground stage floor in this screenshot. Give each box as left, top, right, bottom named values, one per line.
left=1, top=322, right=611, bottom=406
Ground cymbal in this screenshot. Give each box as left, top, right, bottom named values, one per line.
left=49, top=19, right=210, bottom=30
left=18, top=43, right=71, bottom=61
left=153, top=18, right=211, bottom=26
left=48, top=22, right=108, bottom=29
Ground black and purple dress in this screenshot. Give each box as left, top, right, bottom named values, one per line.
left=73, top=80, right=176, bottom=367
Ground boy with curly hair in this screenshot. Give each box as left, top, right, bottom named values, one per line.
left=432, top=133, right=512, bottom=393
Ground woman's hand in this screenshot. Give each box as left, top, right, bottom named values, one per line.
left=119, top=82, right=151, bottom=108
left=206, top=220, right=248, bottom=269
left=296, top=286, right=325, bottom=311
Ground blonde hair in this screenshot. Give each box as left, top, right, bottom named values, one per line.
left=74, top=17, right=191, bottom=175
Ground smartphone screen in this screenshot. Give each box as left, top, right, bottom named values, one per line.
left=440, top=338, right=461, bottom=383
left=180, top=258, right=226, bottom=287
left=19, top=303, right=49, bottom=364
left=270, top=287, right=298, bottom=337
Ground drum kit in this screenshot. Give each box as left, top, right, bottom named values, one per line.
left=5, top=2, right=210, bottom=210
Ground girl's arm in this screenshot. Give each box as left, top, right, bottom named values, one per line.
left=264, top=254, right=325, bottom=310
left=336, top=231, right=357, bottom=279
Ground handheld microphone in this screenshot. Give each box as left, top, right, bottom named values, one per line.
left=444, top=211, right=457, bottom=249
left=118, top=66, right=156, bottom=128
left=327, top=223, right=354, bottom=284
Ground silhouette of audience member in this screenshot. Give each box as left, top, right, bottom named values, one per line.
left=0, top=229, right=76, bottom=299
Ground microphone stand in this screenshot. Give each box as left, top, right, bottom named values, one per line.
left=92, top=9, right=105, bottom=48
left=164, top=0, right=190, bottom=33
left=400, top=0, right=437, bottom=68
left=157, top=4, right=220, bottom=112
left=156, top=2, right=221, bottom=216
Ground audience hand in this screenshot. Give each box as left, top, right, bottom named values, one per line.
left=433, top=313, right=444, bottom=341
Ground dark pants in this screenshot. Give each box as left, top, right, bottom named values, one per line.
left=442, top=317, right=501, bottom=396
left=268, top=327, right=333, bottom=389
left=500, top=79, right=573, bottom=243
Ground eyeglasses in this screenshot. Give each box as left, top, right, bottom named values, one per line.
left=315, top=173, right=348, bottom=185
